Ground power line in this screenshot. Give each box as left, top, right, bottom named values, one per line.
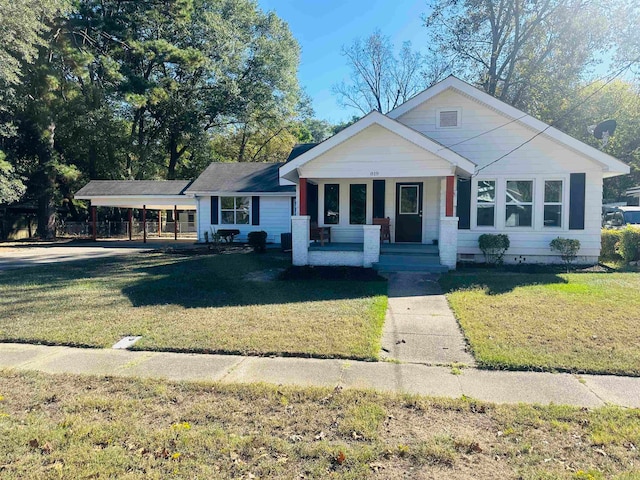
left=473, top=59, right=639, bottom=176
left=430, top=58, right=640, bottom=164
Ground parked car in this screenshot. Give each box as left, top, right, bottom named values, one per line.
left=602, top=206, right=640, bottom=228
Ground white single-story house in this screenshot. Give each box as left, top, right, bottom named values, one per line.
left=76, top=76, right=630, bottom=271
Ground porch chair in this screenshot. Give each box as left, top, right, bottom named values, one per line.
left=310, top=221, right=331, bottom=246
left=373, top=217, right=391, bottom=243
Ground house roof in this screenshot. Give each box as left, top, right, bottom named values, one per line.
left=279, top=111, right=476, bottom=181
left=387, top=75, right=630, bottom=177
left=75, top=180, right=192, bottom=197
left=185, top=162, right=295, bottom=195
left=286, top=143, right=318, bottom=163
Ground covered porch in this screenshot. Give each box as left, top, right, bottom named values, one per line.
left=280, top=111, right=474, bottom=270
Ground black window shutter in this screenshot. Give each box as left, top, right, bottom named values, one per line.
left=210, top=196, right=218, bottom=224
left=457, top=177, right=471, bottom=230
left=569, top=173, right=586, bottom=230
left=372, top=180, right=385, bottom=218
left=291, top=197, right=295, bottom=215
left=252, top=196, right=260, bottom=225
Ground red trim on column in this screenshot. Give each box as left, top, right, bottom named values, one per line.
left=299, top=178, right=308, bottom=215
left=142, top=205, right=147, bottom=243
left=128, top=208, right=133, bottom=241
left=174, top=206, right=178, bottom=240
left=445, top=176, right=455, bottom=217
left=91, top=206, right=97, bottom=241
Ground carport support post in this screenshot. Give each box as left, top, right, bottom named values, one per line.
left=128, top=209, right=132, bottom=241
left=91, top=206, right=97, bottom=241
left=158, top=210, right=162, bottom=237
left=142, top=205, right=147, bottom=243
left=174, top=205, right=178, bottom=240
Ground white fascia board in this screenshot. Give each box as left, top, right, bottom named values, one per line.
left=388, top=76, right=630, bottom=176
left=279, top=110, right=475, bottom=179
left=184, top=191, right=295, bottom=197
left=74, top=194, right=195, bottom=203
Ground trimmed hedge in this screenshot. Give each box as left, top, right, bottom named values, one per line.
left=601, top=226, right=640, bottom=263
left=620, top=225, right=640, bottom=263
left=601, top=229, right=623, bottom=260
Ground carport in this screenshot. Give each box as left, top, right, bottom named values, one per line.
left=74, top=180, right=197, bottom=243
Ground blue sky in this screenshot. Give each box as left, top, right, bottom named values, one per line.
left=257, top=0, right=430, bottom=124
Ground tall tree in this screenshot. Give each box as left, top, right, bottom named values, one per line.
left=333, top=30, right=443, bottom=114
left=424, top=0, right=613, bottom=114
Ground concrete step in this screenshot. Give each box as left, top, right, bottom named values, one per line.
left=373, top=262, right=449, bottom=273
left=381, top=244, right=439, bottom=255
left=377, top=254, right=441, bottom=265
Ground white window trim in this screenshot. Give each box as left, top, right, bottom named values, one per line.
left=542, top=179, right=565, bottom=229
left=505, top=179, right=535, bottom=229
left=473, top=178, right=497, bottom=229
left=436, top=107, right=462, bottom=129
left=220, top=196, right=251, bottom=226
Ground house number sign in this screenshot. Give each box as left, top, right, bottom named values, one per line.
left=369, top=171, right=380, bottom=176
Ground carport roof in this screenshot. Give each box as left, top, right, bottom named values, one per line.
left=75, top=180, right=192, bottom=197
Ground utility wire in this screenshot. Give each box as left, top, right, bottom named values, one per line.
left=472, top=59, right=640, bottom=176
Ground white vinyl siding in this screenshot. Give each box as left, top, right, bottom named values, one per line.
left=196, top=195, right=292, bottom=244
left=298, top=124, right=454, bottom=179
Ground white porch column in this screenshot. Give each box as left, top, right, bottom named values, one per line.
left=363, top=224, right=381, bottom=268
left=291, top=215, right=310, bottom=266
left=439, top=217, right=459, bottom=270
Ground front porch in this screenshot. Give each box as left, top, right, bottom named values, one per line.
left=292, top=216, right=458, bottom=271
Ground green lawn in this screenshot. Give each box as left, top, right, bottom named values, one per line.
left=0, top=252, right=387, bottom=360
left=440, top=271, right=640, bottom=375
left=1, top=371, right=639, bottom=479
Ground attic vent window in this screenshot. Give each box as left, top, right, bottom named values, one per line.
left=437, top=108, right=461, bottom=129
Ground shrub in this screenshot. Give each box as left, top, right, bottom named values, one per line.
left=478, top=234, right=510, bottom=266
left=550, top=237, right=581, bottom=268
left=248, top=230, right=268, bottom=253
left=600, top=229, right=622, bottom=260
left=619, top=225, right=640, bottom=263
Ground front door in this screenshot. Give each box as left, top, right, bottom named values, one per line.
left=395, top=183, right=423, bottom=242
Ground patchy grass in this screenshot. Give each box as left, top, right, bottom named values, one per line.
left=1, top=371, right=639, bottom=479
left=440, top=272, right=640, bottom=375
left=0, top=252, right=387, bottom=360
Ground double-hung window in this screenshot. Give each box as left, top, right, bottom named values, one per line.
left=544, top=180, right=563, bottom=227
left=476, top=180, right=496, bottom=227
left=505, top=180, right=533, bottom=227
left=220, top=196, right=250, bottom=224
left=324, top=184, right=339, bottom=224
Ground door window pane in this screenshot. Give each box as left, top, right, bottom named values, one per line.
left=324, top=184, right=339, bottom=224
left=400, top=186, right=419, bottom=214
left=505, top=180, right=533, bottom=227
left=349, top=184, right=367, bottom=225
left=476, top=180, right=495, bottom=227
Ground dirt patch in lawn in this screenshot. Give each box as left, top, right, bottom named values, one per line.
left=0, top=371, right=638, bottom=479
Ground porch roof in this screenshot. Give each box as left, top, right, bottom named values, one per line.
left=279, top=111, right=476, bottom=183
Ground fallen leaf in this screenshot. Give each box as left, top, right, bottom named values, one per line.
left=41, top=442, right=53, bottom=454
left=336, top=451, right=346, bottom=465
left=28, top=439, right=39, bottom=449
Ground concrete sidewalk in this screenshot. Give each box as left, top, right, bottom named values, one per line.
left=2, top=343, right=640, bottom=408
left=381, top=273, right=475, bottom=365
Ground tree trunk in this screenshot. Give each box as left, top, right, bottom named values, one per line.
left=36, top=122, right=57, bottom=240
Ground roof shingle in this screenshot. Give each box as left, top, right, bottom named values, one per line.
left=75, top=180, right=192, bottom=197
left=185, top=162, right=294, bottom=194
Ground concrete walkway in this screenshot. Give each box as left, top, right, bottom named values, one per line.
left=381, top=273, right=475, bottom=365
left=2, top=343, right=640, bottom=408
